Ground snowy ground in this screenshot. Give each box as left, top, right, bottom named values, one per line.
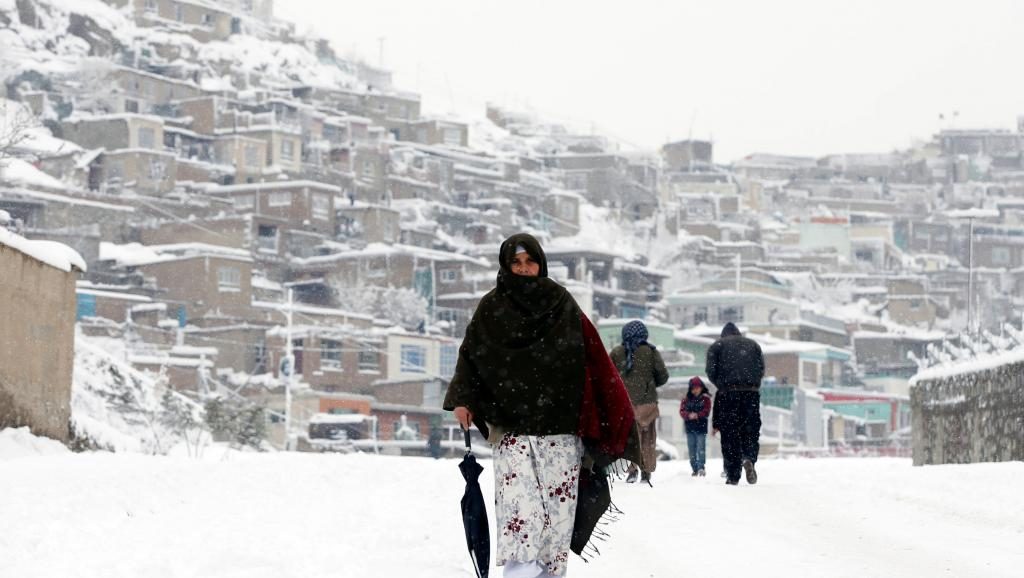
left=2, top=432, right=1022, bottom=578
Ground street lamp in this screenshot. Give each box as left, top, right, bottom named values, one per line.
left=944, top=208, right=1000, bottom=337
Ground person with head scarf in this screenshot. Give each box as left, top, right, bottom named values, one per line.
left=680, top=376, right=712, bottom=476
left=443, top=233, right=636, bottom=578
left=610, top=320, right=669, bottom=484
left=706, top=322, right=765, bottom=486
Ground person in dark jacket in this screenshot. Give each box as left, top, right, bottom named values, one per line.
left=706, top=322, right=765, bottom=485
left=680, top=376, right=712, bottom=476
left=610, top=320, right=669, bottom=485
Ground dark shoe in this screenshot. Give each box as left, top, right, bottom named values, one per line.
left=626, top=469, right=639, bottom=484
left=698, top=469, right=706, bottom=477
left=691, top=471, right=699, bottom=477
left=725, top=478, right=739, bottom=485
left=641, top=472, right=652, bottom=487
left=742, top=459, right=758, bottom=485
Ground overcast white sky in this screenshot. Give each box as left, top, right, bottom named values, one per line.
left=277, top=0, right=1024, bottom=163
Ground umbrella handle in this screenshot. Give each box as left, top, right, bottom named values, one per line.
left=463, top=428, right=472, bottom=453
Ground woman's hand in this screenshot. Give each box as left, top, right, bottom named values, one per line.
left=454, top=406, right=473, bottom=430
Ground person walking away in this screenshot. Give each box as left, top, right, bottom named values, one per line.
left=610, top=320, right=669, bottom=486
left=705, top=322, right=764, bottom=485
left=680, top=376, right=712, bottom=476
left=444, top=233, right=635, bottom=578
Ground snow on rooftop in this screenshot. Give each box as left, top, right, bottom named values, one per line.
left=99, top=242, right=251, bottom=267
left=295, top=242, right=490, bottom=268
left=0, top=99, right=81, bottom=157
left=76, top=288, right=151, bottom=302
left=0, top=226, right=86, bottom=272
left=0, top=158, right=68, bottom=190
left=308, top=413, right=369, bottom=425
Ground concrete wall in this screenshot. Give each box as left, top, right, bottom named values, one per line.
left=911, top=361, right=1024, bottom=465
left=0, top=244, right=77, bottom=441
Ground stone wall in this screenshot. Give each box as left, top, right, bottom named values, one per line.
left=910, top=360, right=1024, bottom=465
left=0, top=244, right=77, bottom=442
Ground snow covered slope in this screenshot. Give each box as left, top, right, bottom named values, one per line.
left=1, top=448, right=1021, bottom=577
left=71, top=334, right=191, bottom=453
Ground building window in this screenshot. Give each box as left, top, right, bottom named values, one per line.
left=439, top=269, right=458, bottom=284
left=312, top=193, right=330, bottom=220
left=144, top=0, right=157, bottom=13
left=138, top=127, right=155, bottom=149
left=361, top=159, right=375, bottom=177
left=400, top=344, right=427, bottom=373
left=280, top=139, right=295, bottom=161
left=244, top=145, right=260, bottom=168
left=442, top=128, right=462, bottom=146
left=558, top=201, right=576, bottom=221
left=320, top=339, right=342, bottom=370
left=201, top=13, right=213, bottom=26
left=148, top=158, right=166, bottom=180
left=566, top=172, right=587, bottom=191
left=174, top=4, right=183, bottom=22
left=909, top=298, right=923, bottom=311
left=124, top=99, right=139, bottom=113
left=440, top=343, right=457, bottom=377
left=358, top=348, right=380, bottom=372
left=992, top=246, right=1011, bottom=265
left=719, top=306, right=743, bottom=323
left=257, top=224, right=278, bottom=251
left=694, top=306, right=709, bottom=325
left=233, top=194, right=256, bottom=210
left=217, top=266, right=241, bottom=291
left=802, top=361, right=819, bottom=384
left=268, top=191, right=291, bottom=207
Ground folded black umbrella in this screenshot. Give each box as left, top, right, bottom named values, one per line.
left=459, top=428, right=490, bottom=578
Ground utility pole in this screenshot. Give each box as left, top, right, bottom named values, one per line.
left=284, top=288, right=295, bottom=451
left=967, top=215, right=975, bottom=338
left=735, top=253, right=741, bottom=292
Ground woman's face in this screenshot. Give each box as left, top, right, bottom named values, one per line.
left=510, top=252, right=541, bottom=277
left=691, top=385, right=702, bottom=396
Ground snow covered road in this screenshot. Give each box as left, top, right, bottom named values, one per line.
left=2, top=444, right=1022, bottom=577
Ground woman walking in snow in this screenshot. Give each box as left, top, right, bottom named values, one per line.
left=444, top=233, right=636, bottom=578
left=610, top=320, right=669, bottom=485
left=680, top=376, right=712, bottom=476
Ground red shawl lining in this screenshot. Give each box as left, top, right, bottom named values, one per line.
left=578, top=315, right=635, bottom=458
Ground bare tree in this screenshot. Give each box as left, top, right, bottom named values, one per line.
left=0, top=99, right=35, bottom=161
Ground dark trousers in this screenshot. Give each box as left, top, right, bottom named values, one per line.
left=716, top=391, right=761, bottom=482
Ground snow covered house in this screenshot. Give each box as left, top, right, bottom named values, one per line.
left=336, top=203, right=401, bottom=244
left=1, top=226, right=86, bottom=442
left=206, top=180, right=338, bottom=236
left=99, top=242, right=254, bottom=323
left=62, top=114, right=166, bottom=153
left=545, top=246, right=667, bottom=319
left=111, top=0, right=236, bottom=43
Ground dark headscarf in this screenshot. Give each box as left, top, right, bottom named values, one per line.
left=443, top=233, right=586, bottom=435
left=721, top=322, right=741, bottom=338
left=620, top=320, right=655, bottom=373
left=687, top=375, right=709, bottom=398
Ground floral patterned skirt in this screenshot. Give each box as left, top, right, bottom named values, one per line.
left=494, top=433, right=584, bottom=577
